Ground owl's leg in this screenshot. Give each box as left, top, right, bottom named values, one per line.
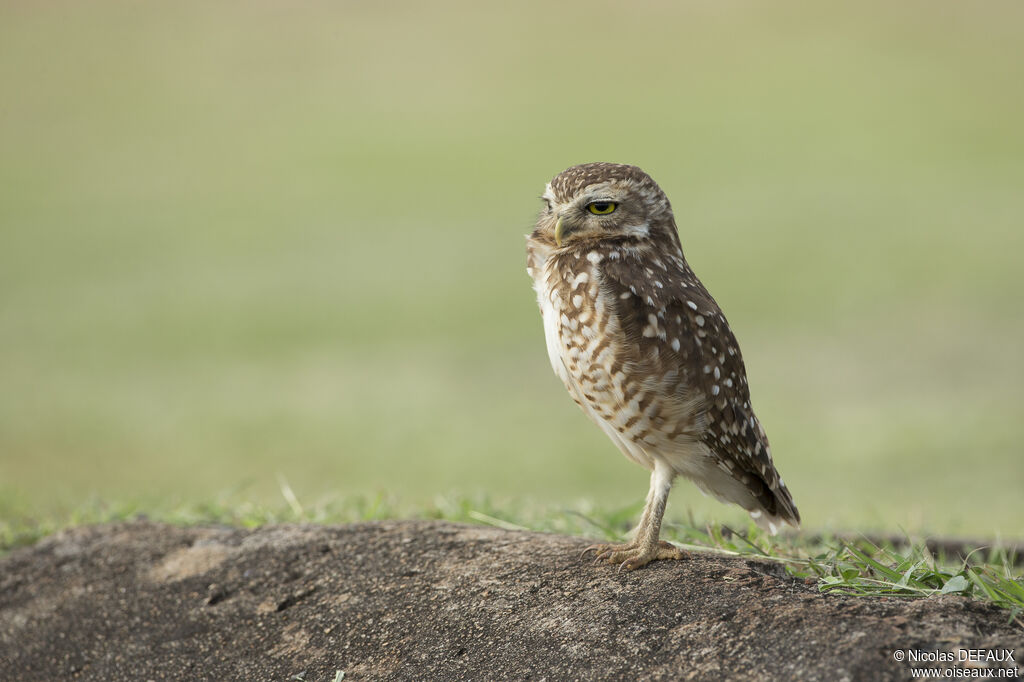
left=581, top=460, right=687, bottom=571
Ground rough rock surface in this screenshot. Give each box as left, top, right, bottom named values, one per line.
left=0, top=521, right=1020, bottom=681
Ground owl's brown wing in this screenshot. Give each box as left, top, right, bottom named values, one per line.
left=599, top=247, right=800, bottom=526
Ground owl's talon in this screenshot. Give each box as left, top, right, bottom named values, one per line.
left=581, top=543, right=625, bottom=562
left=582, top=542, right=631, bottom=558
left=588, top=540, right=688, bottom=571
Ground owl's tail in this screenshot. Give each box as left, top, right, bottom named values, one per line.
left=749, top=483, right=801, bottom=535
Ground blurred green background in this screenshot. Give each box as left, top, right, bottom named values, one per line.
left=1, top=1, right=1022, bottom=537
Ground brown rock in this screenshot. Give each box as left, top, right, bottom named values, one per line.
left=0, top=520, right=1020, bottom=681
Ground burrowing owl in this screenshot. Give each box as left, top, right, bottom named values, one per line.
left=526, top=162, right=800, bottom=571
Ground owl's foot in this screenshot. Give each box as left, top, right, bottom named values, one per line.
left=581, top=539, right=687, bottom=572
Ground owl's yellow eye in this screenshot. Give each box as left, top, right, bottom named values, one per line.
left=588, top=202, right=618, bottom=215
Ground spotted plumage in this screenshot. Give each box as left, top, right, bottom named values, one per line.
left=526, top=162, right=799, bottom=570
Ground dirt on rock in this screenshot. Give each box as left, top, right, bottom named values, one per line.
left=0, top=520, right=1020, bottom=681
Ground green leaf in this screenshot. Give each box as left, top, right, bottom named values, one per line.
left=897, top=559, right=925, bottom=588
left=940, top=575, right=969, bottom=594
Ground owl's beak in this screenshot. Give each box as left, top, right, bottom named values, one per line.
left=554, top=216, right=565, bottom=247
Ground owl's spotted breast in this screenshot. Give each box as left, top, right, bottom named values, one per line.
left=533, top=246, right=644, bottom=462
left=533, top=243, right=704, bottom=471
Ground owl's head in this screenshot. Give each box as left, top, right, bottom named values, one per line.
left=534, top=162, right=679, bottom=251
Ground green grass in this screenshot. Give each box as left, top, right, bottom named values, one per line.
left=1, top=1, right=1023, bottom=540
